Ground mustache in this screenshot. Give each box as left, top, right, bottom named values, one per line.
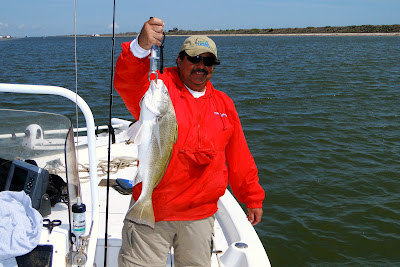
left=191, top=68, right=208, bottom=75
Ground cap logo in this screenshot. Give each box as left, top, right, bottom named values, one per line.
left=196, top=40, right=210, bottom=48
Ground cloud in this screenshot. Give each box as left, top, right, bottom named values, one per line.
left=18, top=24, right=25, bottom=29
left=0, top=22, right=9, bottom=29
left=108, top=22, right=119, bottom=29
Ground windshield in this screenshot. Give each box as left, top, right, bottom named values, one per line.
left=0, top=109, right=71, bottom=160
left=0, top=108, right=81, bottom=226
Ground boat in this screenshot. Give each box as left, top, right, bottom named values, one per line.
left=0, top=82, right=271, bottom=266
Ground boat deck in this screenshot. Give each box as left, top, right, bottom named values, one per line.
left=34, top=138, right=269, bottom=267
left=36, top=141, right=228, bottom=266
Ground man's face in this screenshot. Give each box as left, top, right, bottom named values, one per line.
left=177, top=52, right=215, bottom=92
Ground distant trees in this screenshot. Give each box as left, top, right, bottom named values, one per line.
left=168, top=27, right=179, bottom=33
left=113, top=24, right=400, bottom=37
left=162, top=24, right=400, bottom=35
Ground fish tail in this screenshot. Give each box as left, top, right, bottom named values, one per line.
left=125, top=198, right=155, bottom=229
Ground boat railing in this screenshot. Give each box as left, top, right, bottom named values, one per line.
left=0, top=82, right=99, bottom=267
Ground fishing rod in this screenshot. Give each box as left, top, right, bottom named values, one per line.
left=104, top=0, right=116, bottom=265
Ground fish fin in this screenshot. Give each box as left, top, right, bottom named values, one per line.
left=125, top=198, right=155, bottom=229
left=126, top=121, right=143, bottom=144
left=119, top=130, right=131, bottom=141
left=132, top=172, right=142, bottom=187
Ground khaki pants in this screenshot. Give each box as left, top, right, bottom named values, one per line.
left=118, top=216, right=215, bottom=267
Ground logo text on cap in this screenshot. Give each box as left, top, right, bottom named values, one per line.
left=196, top=40, right=210, bottom=48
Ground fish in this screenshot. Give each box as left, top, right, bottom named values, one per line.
left=125, top=79, right=178, bottom=228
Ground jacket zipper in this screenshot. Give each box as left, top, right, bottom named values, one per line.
left=196, top=98, right=201, bottom=148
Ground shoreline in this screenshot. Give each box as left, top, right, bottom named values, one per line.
left=92, top=32, right=400, bottom=38
left=5, top=32, right=399, bottom=39
left=206, top=32, right=400, bottom=37
left=6, top=24, right=400, bottom=38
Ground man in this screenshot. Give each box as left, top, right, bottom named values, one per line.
left=115, top=17, right=265, bottom=267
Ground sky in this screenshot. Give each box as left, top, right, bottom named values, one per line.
left=1, top=0, right=399, bottom=37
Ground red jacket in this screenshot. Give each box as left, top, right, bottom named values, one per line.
left=114, top=41, right=265, bottom=221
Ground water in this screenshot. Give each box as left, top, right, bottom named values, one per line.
left=1, top=36, right=400, bottom=266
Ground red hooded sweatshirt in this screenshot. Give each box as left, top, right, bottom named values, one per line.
left=114, top=41, right=265, bottom=222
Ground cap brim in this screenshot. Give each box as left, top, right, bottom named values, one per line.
left=185, top=48, right=217, bottom=59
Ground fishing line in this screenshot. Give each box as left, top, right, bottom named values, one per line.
left=72, top=0, right=83, bottom=245
left=104, top=0, right=117, bottom=266
left=74, top=0, right=80, bottom=153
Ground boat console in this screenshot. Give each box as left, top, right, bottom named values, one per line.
left=3, top=159, right=50, bottom=211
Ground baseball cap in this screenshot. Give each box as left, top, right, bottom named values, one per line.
left=180, top=35, right=218, bottom=59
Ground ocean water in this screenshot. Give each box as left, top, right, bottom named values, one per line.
left=1, top=36, right=400, bottom=266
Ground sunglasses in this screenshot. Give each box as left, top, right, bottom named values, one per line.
left=185, top=53, right=220, bottom=66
